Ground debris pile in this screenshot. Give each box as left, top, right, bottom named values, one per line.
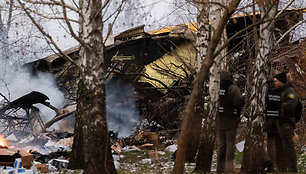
left=0, top=130, right=73, bottom=173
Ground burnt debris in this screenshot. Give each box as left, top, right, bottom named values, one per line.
left=1, top=91, right=49, bottom=111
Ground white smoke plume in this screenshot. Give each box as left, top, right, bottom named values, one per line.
left=106, top=81, right=140, bottom=138
left=0, top=59, right=64, bottom=126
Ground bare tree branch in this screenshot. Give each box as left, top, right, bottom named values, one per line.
left=16, top=0, right=82, bottom=70
left=42, top=104, right=76, bottom=132
left=60, top=0, right=87, bottom=47
left=213, top=12, right=290, bottom=59
left=102, top=1, right=125, bottom=23
left=0, top=92, right=10, bottom=103
left=17, top=6, right=80, bottom=23
left=6, top=0, right=13, bottom=32
left=277, top=19, right=306, bottom=44
left=95, top=0, right=111, bottom=19
left=22, top=0, right=79, bottom=12
left=275, top=0, right=295, bottom=19
left=103, top=1, right=126, bottom=45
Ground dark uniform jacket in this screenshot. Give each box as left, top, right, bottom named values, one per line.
left=279, top=83, right=298, bottom=129
left=265, top=88, right=281, bottom=134
left=217, top=80, right=244, bottom=129
left=265, top=83, right=298, bottom=132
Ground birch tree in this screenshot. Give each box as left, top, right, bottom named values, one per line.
left=241, top=0, right=279, bottom=172
left=68, top=0, right=117, bottom=173
left=192, top=0, right=211, bottom=171
left=15, top=0, right=130, bottom=173
left=0, top=0, right=13, bottom=79
left=195, top=0, right=228, bottom=172
left=173, top=0, right=241, bottom=173
left=0, top=0, right=13, bottom=64
left=179, top=0, right=209, bottom=163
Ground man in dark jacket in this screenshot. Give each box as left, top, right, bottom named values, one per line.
left=264, top=77, right=279, bottom=172
left=272, top=72, right=298, bottom=172
left=216, top=70, right=244, bottom=173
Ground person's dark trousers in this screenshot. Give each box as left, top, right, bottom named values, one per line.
left=267, top=133, right=276, bottom=168
left=275, top=124, right=297, bottom=172
left=216, top=127, right=237, bottom=173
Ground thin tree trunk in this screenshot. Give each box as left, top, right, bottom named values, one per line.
left=69, top=0, right=117, bottom=173
left=173, top=1, right=241, bottom=173
left=195, top=0, right=227, bottom=172
left=194, top=0, right=210, bottom=73
left=0, top=0, right=13, bottom=74
left=183, top=0, right=210, bottom=164
left=241, top=0, right=279, bottom=173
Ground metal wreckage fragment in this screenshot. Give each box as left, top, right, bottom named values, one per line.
left=0, top=91, right=58, bottom=134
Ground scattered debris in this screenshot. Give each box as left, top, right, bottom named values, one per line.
left=2, top=91, right=49, bottom=110
left=35, top=163, right=49, bottom=173
left=5, top=134, right=17, bottom=142
left=0, top=91, right=76, bottom=135
left=148, top=150, right=159, bottom=161
left=165, top=144, right=177, bottom=153
left=43, top=104, right=77, bottom=131
left=50, top=158, right=69, bottom=169
left=111, top=142, right=122, bottom=153
left=135, top=132, right=159, bottom=145
left=0, top=148, right=33, bottom=169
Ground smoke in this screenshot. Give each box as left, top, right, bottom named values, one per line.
left=0, top=58, right=64, bottom=126
left=0, top=56, right=140, bottom=136
left=106, top=81, right=140, bottom=138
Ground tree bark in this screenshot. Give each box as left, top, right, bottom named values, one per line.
left=183, top=0, right=210, bottom=164
left=195, top=137, right=214, bottom=173
left=241, top=0, right=279, bottom=173
left=195, top=0, right=227, bottom=172
left=0, top=0, right=13, bottom=74
left=173, top=1, right=241, bottom=173
left=195, top=0, right=215, bottom=172
left=194, top=0, right=210, bottom=73
left=69, top=0, right=117, bottom=173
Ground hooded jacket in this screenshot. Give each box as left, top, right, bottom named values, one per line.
left=217, top=70, right=244, bottom=129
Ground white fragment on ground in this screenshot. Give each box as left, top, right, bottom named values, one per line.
left=19, top=135, right=35, bottom=144
left=236, top=140, right=245, bottom=152
left=22, top=145, right=51, bottom=155
left=6, top=134, right=17, bottom=141
left=114, top=161, right=120, bottom=169
left=56, top=137, right=74, bottom=147
left=121, top=146, right=140, bottom=152
left=158, top=151, right=165, bottom=155
left=141, top=158, right=152, bottom=163
left=112, top=155, right=120, bottom=161
left=165, top=144, right=177, bottom=152
left=112, top=154, right=125, bottom=161
left=44, top=139, right=71, bottom=151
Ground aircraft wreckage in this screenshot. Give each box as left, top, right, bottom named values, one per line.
left=0, top=91, right=76, bottom=135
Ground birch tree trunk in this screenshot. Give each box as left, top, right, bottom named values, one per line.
left=173, top=1, right=241, bottom=173
left=0, top=0, right=13, bottom=75
left=69, top=0, right=117, bottom=173
left=180, top=0, right=211, bottom=164
left=195, top=0, right=227, bottom=172
left=241, top=0, right=279, bottom=173
left=194, top=0, right=210, bottom=73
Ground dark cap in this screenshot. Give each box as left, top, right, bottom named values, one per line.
left=274, top=72, right=287, bottom=84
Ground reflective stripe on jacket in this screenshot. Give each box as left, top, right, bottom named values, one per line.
left=266, top=89, right=281, bottom=118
